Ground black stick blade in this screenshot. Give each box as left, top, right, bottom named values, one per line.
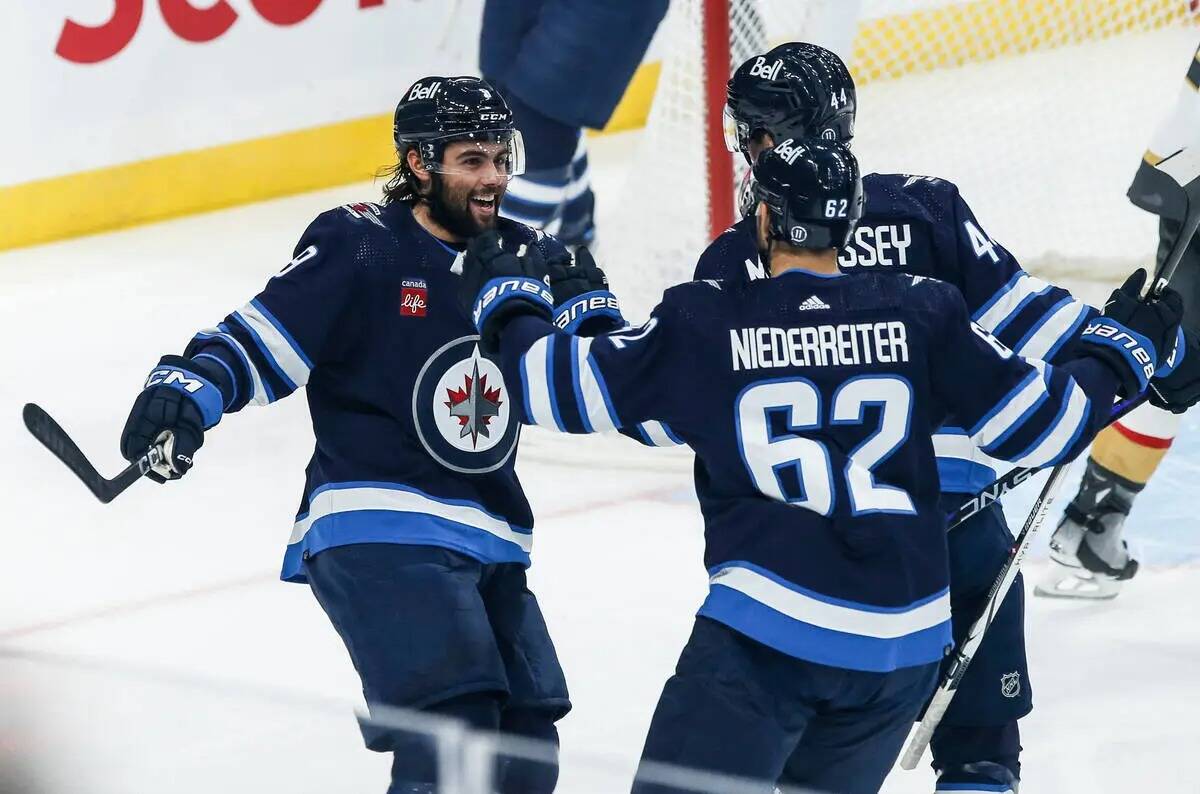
left=22, top=403, right=142, bottom=503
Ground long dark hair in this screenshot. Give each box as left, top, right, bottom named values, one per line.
left=378, top=145, right=429, bottom=205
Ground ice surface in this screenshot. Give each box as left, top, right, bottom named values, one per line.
left=3, top=99, right=1200, bottom=793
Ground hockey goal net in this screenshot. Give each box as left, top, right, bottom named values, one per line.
left=603, top=0, right=1199, bottom=318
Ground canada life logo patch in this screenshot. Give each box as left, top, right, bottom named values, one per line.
left=401, top=279, right=428, bottom=317
left=413, top=336, right=518, bottom=474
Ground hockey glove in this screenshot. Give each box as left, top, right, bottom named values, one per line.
left=120, top=355, right=224, bottom=482
left=549, top=247, right=625, bottom=335
left=1079, top=269, right=1184, bottom=399
left=1150, top=326, right=1200, bottom=413
left=461, top=230, right=554, bottom=355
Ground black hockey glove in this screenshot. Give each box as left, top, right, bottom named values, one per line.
left=1150, top=326, right=1200, bottom=413
left=549, top=247, right=625, bottom=335
left=460, top=231, right=554, bottom=355
left=120, top=355, right=225, bottom=482
left=1079, top=269, right=1184, bottom=399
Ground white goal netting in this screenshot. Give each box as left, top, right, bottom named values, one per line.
left=604, top=0, right=1199, bottom=318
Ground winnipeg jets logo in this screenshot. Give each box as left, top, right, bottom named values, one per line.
left=414, top=336, right=518, bottom=474
left=444, top=360, right=504, bottom=448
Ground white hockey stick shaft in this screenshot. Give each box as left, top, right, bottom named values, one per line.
left=902, top=146, right=1200, bottom=772
left=900, top=462, right=1072, bottom=770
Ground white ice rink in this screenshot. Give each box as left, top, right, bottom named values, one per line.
left=5, top=30, right=1200, bottom=792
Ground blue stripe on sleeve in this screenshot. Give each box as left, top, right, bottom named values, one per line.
left=251, top=298, right=314, bottom=369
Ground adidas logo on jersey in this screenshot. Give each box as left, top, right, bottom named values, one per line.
left=798, top=295, right=831, bottom=311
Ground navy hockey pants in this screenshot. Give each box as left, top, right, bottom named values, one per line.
left=304, top=543, right=570, bottom=793
left=480, top=0, right=668, bottom=130
left=930, top=497, right=1029, bottom=781
left=632, top=617, right=938, bottom=794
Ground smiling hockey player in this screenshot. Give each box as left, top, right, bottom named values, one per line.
left=457, top=140, right=1183, bottom=794
left=117, top=76, right=571, bottom=793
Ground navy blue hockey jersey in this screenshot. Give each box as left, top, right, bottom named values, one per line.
left=694, top=173, right=1101, bottom=493
left=490, top=270, right=1118, bottom=673
left=180, top=201, right=567, bottom=582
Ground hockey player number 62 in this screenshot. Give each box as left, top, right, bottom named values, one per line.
left=736, top=376, right=915, bottom=516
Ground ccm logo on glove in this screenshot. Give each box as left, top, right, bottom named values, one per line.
left=146, top=368, right=207, bottom=393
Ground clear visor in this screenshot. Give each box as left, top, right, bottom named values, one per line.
left=722, top=105, right=749, bottom=154
left=421, top=129, right=526, bottom=180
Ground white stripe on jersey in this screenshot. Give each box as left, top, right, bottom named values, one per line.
left=289, top=485, right=533, bottom=552
left=521, top=335, right=560, bottom=430
left=235, top=302, right=312, bottom=389
left=575, top=338, right=619, bottom=432
left=975, top=273, right=1051, bottom=333
left=708, top=565, right=950, bottom=639
left=504, top=177, right=569, bottom=206
left=1016, top=299, right=1088, bottom=361
left=970, top=361, right=1049, bottom=451
left=198, top=327, right=270, bottom=406
left=1011, top=379, right=1089, bottom=468
left=639, top=421, right=684, bottom=447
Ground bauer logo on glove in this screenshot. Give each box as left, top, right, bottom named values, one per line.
left=472, top=277, right=555, bottom=329
left=1080, top=320, right=1156, bottom=383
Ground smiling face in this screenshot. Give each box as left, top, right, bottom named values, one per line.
left=408, top=139, right=511, bottom=240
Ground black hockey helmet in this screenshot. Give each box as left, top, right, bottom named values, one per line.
left=725, top=43, right=856, bottom=164
left=393, top=75, right=525, bottom=177
left=750, top=138, right=863, bottom=250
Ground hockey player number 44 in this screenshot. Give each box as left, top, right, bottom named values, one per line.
left=736, top=376, right=915, bottom=516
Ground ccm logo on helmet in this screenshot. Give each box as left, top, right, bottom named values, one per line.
left=408, top=81, right=443, bottom=101
left=774, top=138, right=807, bottom=166
left=1083, top=321, right=1156, bottom=380
left=748, top=56, right=784, bottom=81
left=146, top=369, right=205, bottom=393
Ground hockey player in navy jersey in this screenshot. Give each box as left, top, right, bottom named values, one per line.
left=117, top=76, right=572, bottom=793
left=459, top=141, right=1182, bottom=794
left=697, top=42, right=1199, bottom=794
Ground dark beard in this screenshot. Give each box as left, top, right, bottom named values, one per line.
left=425, top=173, right=498, bottom=239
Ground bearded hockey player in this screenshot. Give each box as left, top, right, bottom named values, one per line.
left=457, top=140, right=1182, bottom=794
left=698, top=42, right=1198, bottom=794
left=1041, top=39, right=1200, bottom=600
left=117, top=76, right=571, bottom=794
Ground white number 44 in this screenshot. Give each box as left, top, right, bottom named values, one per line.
left=964, top=219, right=1000, bottom=263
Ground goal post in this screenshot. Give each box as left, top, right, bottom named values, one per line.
left=602, top=0, right=1199, bottom=319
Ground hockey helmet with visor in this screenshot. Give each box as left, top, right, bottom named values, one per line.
left=393, top=76, right=526, bottom=179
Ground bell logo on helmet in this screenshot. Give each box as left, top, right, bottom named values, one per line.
left=790, top=226, right=809, bottom=245
left=408, top=81, right=442, bottom=102
left=748, top=56, right=784, bottom=81
left=775, top=138, right=806, bottom=166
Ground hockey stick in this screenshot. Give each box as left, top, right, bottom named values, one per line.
left=945, top=396, right=1142, bottom=530
left=22, top=403, right=168, bottom=504
left=901, top=145, right=1200, bottom=772
left=945, top=146, right=1200, bottom=531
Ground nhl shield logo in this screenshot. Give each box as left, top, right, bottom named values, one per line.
left=1000, top=671, right=1021, bottom=699
left=413, top=336, right=518, bottom=474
